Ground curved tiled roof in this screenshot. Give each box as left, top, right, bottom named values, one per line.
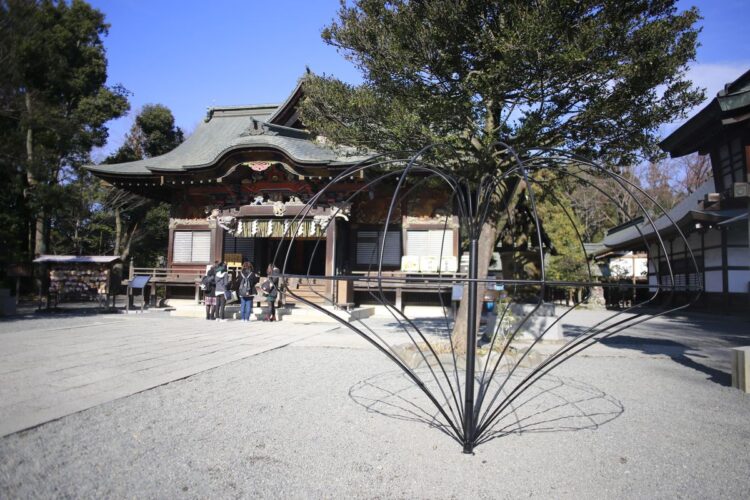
left=87, top=100, right=370, bottom=177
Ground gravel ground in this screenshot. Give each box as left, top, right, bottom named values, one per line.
left=1, top=341, right=749, bottom=499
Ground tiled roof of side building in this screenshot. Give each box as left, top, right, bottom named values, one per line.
left=599, top=179, right=728, bottom=250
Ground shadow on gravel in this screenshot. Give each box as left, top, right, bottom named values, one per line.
left=562, top=320, right=733, bottom=387
left=349, top=369, right=623, bottom=449
left=382, top=318, right=454, bottom=339
left=0, top=305, right=121, bottom=322
left=599, top=334, right=732, bottom=387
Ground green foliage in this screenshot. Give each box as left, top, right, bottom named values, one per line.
left=0, top=0, right=129, bottom=265
left=535, top=190, right=590, bottom=282
left=100, top=104, right=184, bottom=266
left=300, top=1, right=705, bottom=295
left=135, top=104, right=185, bottom=158
left=301, top=0, right=704, bottom=170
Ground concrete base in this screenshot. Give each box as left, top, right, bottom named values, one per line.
left=506, top=302, right=562, bottom=340
left=731, top=346, right=750, bottom=393
left=367, top=304, right=450, bottom=319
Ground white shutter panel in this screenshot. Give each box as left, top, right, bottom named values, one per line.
left=406, top=230, right=429, bottom=256
left=407, top=229, right=454, bottom=257
left=173, top=232, right=193, bottom=263
left=428, top=229, right=453, bottom=257
left=191, top=232, right=211, bottom=263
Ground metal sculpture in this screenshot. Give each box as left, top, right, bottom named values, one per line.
left=272, top=145, right=702, bottom=453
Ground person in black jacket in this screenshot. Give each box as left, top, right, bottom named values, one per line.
left=263, top=263, right=280, bottom=321
left=201, top=265, right=216, bottom=320
left=214, top=262, right=230, bottom=321
left=236, top=261, right=258, bottom=321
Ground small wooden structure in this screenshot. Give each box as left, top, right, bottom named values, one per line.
left=33, top=255, right=120, bottom=309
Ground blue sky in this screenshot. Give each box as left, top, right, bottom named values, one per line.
left=89, top=0, right=750, bottom=161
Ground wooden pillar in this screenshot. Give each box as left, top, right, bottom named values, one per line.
left=721, top=227, right=729, bottom=300
left=212, top=226, right=223, bottom=265
left=325, top=219, right=336, bottom=301
left=701, top=230, right=706, bottom=306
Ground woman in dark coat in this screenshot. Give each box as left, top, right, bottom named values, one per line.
left=263, top=263, right=280, bottom=321
left=201, top=265, right=216, bottom=320
left=214, top=262, right=230, bottom=321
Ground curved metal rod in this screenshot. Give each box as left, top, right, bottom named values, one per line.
left=474, top=153, right=702, bottom=440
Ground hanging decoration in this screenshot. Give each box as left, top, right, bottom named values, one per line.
left=237, top=219, right=325, bottom=238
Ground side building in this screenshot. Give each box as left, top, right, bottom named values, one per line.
left=597, top=69, right=750, bottom=310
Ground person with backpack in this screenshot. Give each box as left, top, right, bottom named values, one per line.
left=200, top=265, right=216, bottom=320
left=236, top=261, right=258, bottom=322
left=261, top=263, right=280, bottom=321
left=214, top=262, right=230, bottom=321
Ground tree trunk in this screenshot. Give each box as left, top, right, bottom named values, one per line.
left=114, top=207, right=122, bottom=256
left=23, top=92, right=47, bottom=257
left=451, top=221, right=498, bottom=352
left=450, top=177, right=526, bottom=352
left=121, top=221, right=138, bottom=264
left=34, top=213, right=46, bottom=256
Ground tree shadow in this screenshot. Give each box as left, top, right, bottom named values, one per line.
left=1, top=304, right=122, bottom=322
left=349, top=368, right=623, bottom=449
left=562, top=323, right=733, bottom=387
left=382, top=317, right=454, bottom=339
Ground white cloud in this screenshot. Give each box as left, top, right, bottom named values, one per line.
left=686, top=61, right=750, bottom=100
left=660, top=60, right=750, bottom=138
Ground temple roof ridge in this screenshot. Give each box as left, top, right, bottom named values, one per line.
left=85, top=78, right=373, bottom=178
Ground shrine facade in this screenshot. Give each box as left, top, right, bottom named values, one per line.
left=87, top=82, right=461, bottom=306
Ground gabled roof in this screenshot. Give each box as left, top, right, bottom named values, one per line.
left=86, top=81, right=370, bottom=177
left=598, top=178, right=747, bottom=251
left=660, top=68, right=750, bottom=157
left=267, top=79, right=304, bottom=126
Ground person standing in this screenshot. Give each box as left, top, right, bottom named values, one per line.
left=214, top=262, right=230, bottom=322
left=263, top=263, right=280, bottom=321
left=236, top=261, right=258, bottom=322
left=201, top=265, right=216, bottom=320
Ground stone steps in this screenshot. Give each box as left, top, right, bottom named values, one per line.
left=166, top=298, right=374, bottom=323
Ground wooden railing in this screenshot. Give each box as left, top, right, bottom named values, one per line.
left=128, top=266, right=206, bottom=283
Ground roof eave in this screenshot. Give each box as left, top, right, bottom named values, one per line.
left=659, top=100, right=722, bottom=157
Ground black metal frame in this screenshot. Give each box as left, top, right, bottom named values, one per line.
left=271, top=145, right=702, bottom=453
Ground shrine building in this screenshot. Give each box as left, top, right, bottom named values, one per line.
left=86, top=82, right=460, bottom=308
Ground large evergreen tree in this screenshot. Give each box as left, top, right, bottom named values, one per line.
left=299, top=0, right=704, bottom=346
left=0, top=0, right=129, bottom=263
left=302, top=0, right=703, bottom=168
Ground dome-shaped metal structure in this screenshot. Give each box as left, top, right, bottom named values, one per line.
left=272, top=144, right=702, bottom=453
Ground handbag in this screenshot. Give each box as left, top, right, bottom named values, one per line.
left=224, top=289, right=232, bottom=301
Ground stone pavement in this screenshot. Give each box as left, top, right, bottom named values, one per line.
left=1, top=307, right=748, bottom=439
left=0, top=313, right=338, bottom=437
